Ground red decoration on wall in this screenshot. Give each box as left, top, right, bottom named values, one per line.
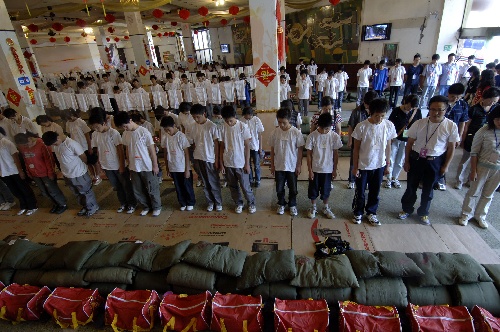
left=106, top=37, right=111, bottom=42
left=107, top=27, right=115, bottom=33
left=220, top=19, right=228, bottom=26
left=255, top=62, right=277, bottom=87
left=171, top=22, right=178, bottom=26
left=203, top=20, right=210, bottom=27
left=64, top=36, right=71, bottom=43
left=243, top=16, right=251, bottom=24
left=169, top=31, right=175, bottom=37
left=23, top=50, right=32, bottom=58
left=228, top=6, right=239, bottom=15
left=114, top=37, right=120, bottom=42
left=76, top=19, right=86, bottom=28
left=7, top=88, right=22, bottom=107
left=124, top=36, right=129, bottom=40
left=179, top=9, right=190, bottom=20
left=194, top=30, right=198, bottom=35
left=152, top=24, right=159, bottom=30
left=49, top=37, right=56, bottom=43
left=52, top=23, right=63, bottom=31
left=152, top=8, right=164, bottom=18
left=10, top=46, right=25, bottom=74
left=104, top=47, right=109, bottom=52
left=198, top=6, right=208, bottom=17
left=329, top=0, right=341, bottom=5
left=27, top=24, right=38, bottom=32
left=157, top=33, right=162, bottom=37
left=105, top=14, right=116, bottom=23
left=81, top=32, right=88, bottom=37
left=277, top=0, right=284, bottom=63
left=29, top=39, right=37, bottom=45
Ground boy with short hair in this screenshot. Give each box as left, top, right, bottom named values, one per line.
left=118, top=74, right=132, bottom=93
left=296, top=70, right=313, bottom=116
left=178, top=102, right=202, bottom=187
left=219, top=106, right=256, bottom=214
left=334, top=65, right=349, bottom=111
left=388, top=58, right=406, bottom=107
left=161, top=116, right=195, bottom=211
left=88, top=113, right=137, bottom=214
left=131, top=113, right=155, bottom=137
left=150, top=75, right=164, bottom=93
left=42, top=131, right=99, bottom=216
left=180, top=74, right=194, bottom=104
left=114, top=111, right=162, bottom=217
left=3, top=108, right=39, bottom=140
left=306, top=112, right=343, bottom=219
left=420, top=54, right=442, bottom=109
left=269, top=108, right=305, bottom=216
left=323, top=70, right=339, bottom=109
left=241, top=107, right=264, bottom=187
left=351, top=98, right=397, bottom=226
left=279, top=75, right=292, bottom=103
left=189, top=104, right=222, bottom=211
left=356, top=60, right=372, bottom=106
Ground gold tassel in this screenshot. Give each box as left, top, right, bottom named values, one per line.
left=84, top=0, right=90, bottom=16
left=25, top=2, right=31, bottom=16
left=101, top=0, right=106, bottom=16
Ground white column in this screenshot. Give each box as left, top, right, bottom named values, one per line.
left=95, top=27, right=110, bottom=70
left=13, top=22, right=42, bottom=80
left=181, top=23, right=196, bottom=71
left=125, top=11, right=154, bottom=87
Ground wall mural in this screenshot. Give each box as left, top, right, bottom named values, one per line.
left=232, top=24, right=253, bottom=65
left=285, top=0, right=362, bottom=64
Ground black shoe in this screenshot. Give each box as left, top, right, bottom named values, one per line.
left=50, top=205, right=58, bottom=213
left=77, top=208, right=88, bottom=216
left=54, top=205, right=68, bottom=214
left=84, top=207, right=99, bottom=217
left=255, top=181, right=260, bottom=188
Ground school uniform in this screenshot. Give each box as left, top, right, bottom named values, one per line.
left=101, top=81, right=119, bottom=114
left=324, top=77, right=339, bottom=103
left=316, top=72, right=327, bottom=107
left=347, top=105, right=370, bottom=183
left=241, top=116, right=265, bottom=184
left=438, top=62, right=460, bottom=96
left=356, top=67, right=372, bottom=106
left=389, top=65, right=406, bottom=107
left=279, top=83, right=292, bottom=103
left=334, top=71, right=349, bottom=110
left=419, top=63, right=442, bottom=108
left=296, top=76, right=313, bottom=116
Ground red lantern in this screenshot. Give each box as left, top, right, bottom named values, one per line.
left=203, top=20, right=210, bottom=27
left=220, top=19, right=228, bottom=26
left=198, top=6, right=208, bottom=17
left=229, top=5, right=239, bottom=15
left=107, top=27, right=115, bottom=33
left=114, top=37, right=120, bottom=42
left=169, top=31, right=175, bottom=37
left=179, top=9, right=190, bottom=20
left=29, top=39, right=37, bottom=45
left=194, top=30, right=198, bottom=35
left=105, top=14, right=116, bottom=23
left=171, top=22, right=178, bottom=26
left=49, top=37, right=56, bottom=43
left=243, top=16, right=250, bottom=24
left=106, top=37, right=110, bottom=42
left=64, top=36, right=70, bottom=43
left=76, top=19, right=86, bottom=28
left=23, top=50, right=32, bottom=58
left=81, top=32, right=88, bottom=37
left=104, top=47, right=109, bottom=52
left=329, top=0, right=341, bottom=4
left=157, top=33, right=162, bottom=37
left=52, top=22, right=64, bottom=32
left=27, top=24, right=38, bottom=32
left=124, top=36, right=129, bottom=40
left=152, top=8, right=164, bottom=19
left=152, top=24, right=159, bottom=30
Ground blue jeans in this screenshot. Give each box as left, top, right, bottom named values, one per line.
left=171, top=171, right=196, bottom=207
left=249, top=150, right=261, bottom=183
left=356, top=87, right=368, bottom=106
left=336, top=91, right=344, bottom=109
left=317, top=91, right=323, bottom=107
left=419, top=85, right=437, bottom=108
left=389, top=86, right=401, bottom=107
left=275, top=171, right=298, bottom=207
left=352, top=166, right=384, bottom=216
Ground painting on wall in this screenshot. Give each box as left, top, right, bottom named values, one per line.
left=285, top=0, right=362, bottom=64
left=232, top=24, right=253, bottom=64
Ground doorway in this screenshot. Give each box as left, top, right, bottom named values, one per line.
left=383, top=43, right=398, bottom=66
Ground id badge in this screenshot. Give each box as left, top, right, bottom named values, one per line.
left=412, top=74, right=417, bottom=80
left=419, top=148, right=428, bottom=158
left=403, top=129, right=409, bottom=138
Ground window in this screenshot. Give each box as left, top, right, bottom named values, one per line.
left=192, top=29, right=213, bottom=64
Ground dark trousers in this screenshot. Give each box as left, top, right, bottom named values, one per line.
left=389, top=86, right=401, bottom=107
left=249, top=150, right=261, bottom=183
left=348, top=139, right=355, bottom=183
left=33, top=176, right=66, bottom=207
left=404, top=83, right=419, bottom=96
left=401, top=152, right=444, bottom=216
left=336, top=91, right=344, bottom=109
left=1, top=174, right=37, bottom=210
left=109, top=98, right=119, bottom=116
left=317, top=91, right=323, bottom=107
left=171, top=171, right=196, bottom=207
left=352, top=166, right=384, bottom=216
left=275, top=171, right=298, bottom=207
left=308, top=172, right=332, bottom=201
left=105, top=169, right=137, bottom=207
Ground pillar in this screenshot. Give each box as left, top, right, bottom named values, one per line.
left=125, top=11, right=153, bottom=86
left=0, top=0, right=42, bottom=118
left=146, top=31, right=158, bottom=67
left=13, top=22, right=42, bottom=81
left=95, top=27, right=110, bottom=70
left=250, top=0, right=280, bottom=149
left=181, top=23, right=196, bottom=71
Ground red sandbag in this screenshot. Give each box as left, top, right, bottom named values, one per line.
left=408, top=303, right=474, bottom=332
left=0, top=283, right=51, bottom=323
left=472, top=305, right=500, bottom=332
left=274, top=298, right=329, bottom=332
left=339, top=300, right=401, bottom=332
left=105, top=288, right=160, bottom=332
left=159, top=291, right=211, bottom=331
left=211, top=292, right=263, bottom=332
left=43, top=287, right=103, bottom=329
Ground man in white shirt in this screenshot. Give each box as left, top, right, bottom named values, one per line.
left=2, top=108, right=39, bottom=141
left=296, top=70, right=313, bottom=116
left=388, top=58, right=406, bottom=108
left=459, top=55, right=475, bottom=86
left=419, top=54, right=442, bottom=109
left=399, top=95, right=460, bottom=225
left=438, top=53, right=460, bottom=96
left=356, top=60, right=373, bottom=106
left=101, top=74, right=119, bottom=114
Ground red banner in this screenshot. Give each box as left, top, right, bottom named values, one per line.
left=7, top=88, right=21, bottom=106
left=255, top=62, right=277, bottom=87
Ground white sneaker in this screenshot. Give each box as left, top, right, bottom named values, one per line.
left=186, top=206, right=194, bottom=211
left=352, top=215, right=362, bottom=224
left=478, top=218, right=489, bottom=229
left=277, top=205, right=285, bottom=215
left=437, top=183, right=446, bottom=191
left=392, top=179, right=401, bottom=189
left=323, top=206, right=336, bottom=219
left=216, top=205, right=223, bottom=212
left=454, top=182, right=463, bottom=190
left=126, top=206, right=136, bottom=214
left=180, top=206, right=186, bottom=211
left=384, top=180, right=392, bottom=189
left=458, top=215, right=469, bottom=226
left=330, top=182, right=334, bottom=189
left=207, top=204, right=214, bottom=212
left=367, top=214, right=381, bottom=226
left=308, top=207, right=317, bottom=219
left=152, top=209, right=161, bottom=217
left=2, top=202, right=15, bottom=210
left=196, top=180, right=203, bottom=187
left=248, top=205, right=256, bottom=214
left=347, top=182, right=355, bottom=189
left=93, top=177, right=102, bottom=186
left=0, top=203, right=5, bottom=210
left=25, top=209, right=38, bottom=216
left=235, top=205, right=243, bottom=214
left=140, top=208, right=150, bottom=216
left=117, top=205, right=126, bottom=213
left=290, top=206, right=298, bottom=216
left=17, top=209, right=26, bottom=216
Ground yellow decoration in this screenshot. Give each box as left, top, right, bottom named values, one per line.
left=255, top=109, right=279, bottom=114
left=25, top=2, right=31, bottom=16
left=6, top=38, right=14, bottom=46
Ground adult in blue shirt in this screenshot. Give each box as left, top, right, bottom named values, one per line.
left=404, top=54, right=424, bottom=97
left=372, top=60, right=388, bottom=97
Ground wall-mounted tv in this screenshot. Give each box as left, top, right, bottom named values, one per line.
left=220, top=44, right=230, bottom=53
left=362, top=23, right=392, bottom=41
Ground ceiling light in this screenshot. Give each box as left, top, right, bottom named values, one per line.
left=215, top=0, right=225, bottom=6
left=84, top=27, right=93, bottom=34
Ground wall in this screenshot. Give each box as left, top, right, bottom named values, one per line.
left=435, top=0, right=467, bottom=60
left=32, top=43, right=99, bottom=75
left=210, top=27, right=235, bottom=64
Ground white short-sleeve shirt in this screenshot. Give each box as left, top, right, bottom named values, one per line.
left=190, top=119, right=219, bottom=163
left=357, top=68, right=373, bottom=88
left=53, top=137, right=87, bottom=178
left=389, top=66, right=406, bottom=86
left=164, top=130, right=190, bottom=172
left=0, top=138, right=19, bottom=177
left=269, top=126, right=305, bottom=172
left=352, top=119, right=397, bottom=170
left=178, top=112, right=196, bottom=138
left=305, top=130, right=343, bottom=173
left=242, top=116, right=264, bottom=151
left=407, top=118, right=460, bottom=157
left=91, top=128, right=122, bottom=171
left=335, top=72, right=349, bottom=92
left=219, top=120, right=252, bottom=168
left=66, top=118, right=91, bottom=151
left=41, top=122, right=64, bottom=137
left=280, top=83, right=292, bottom=102
left=122, top=126, right=154, bottom=172
left=296, top=76, right=313, bottom=99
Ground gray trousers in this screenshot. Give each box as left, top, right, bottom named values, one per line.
left=298, top=99, right=309, bottom=116
left=196, top=160, right=222, bottom=206
left=105, top=169, right=137, bottom=207
left=419, top=85, right=437, bottom=109
left=67, top=173, right=98, bottom=212
left=130, top=170, right=161, bottom=210
left=0, top=179, right=15, bottom=204
left=357, top=87, right=368, bottom=106
left=225, top=167, right=255, bottom=206
left=33, top=177, right=67, bottom=207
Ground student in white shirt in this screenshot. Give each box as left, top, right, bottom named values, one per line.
left=219, top=106, right=256, bottom=214
left=178, top=102, right=202, bottom=187
left=2, top=108, right=39, bottom=140
left=242, top=107, right=265, bottom=187
left=118, top=74, right=133, bottom=93
left=131, top=113, right=154, bottom=137
left=306, top=112, right=343, bottom=219
left=296, top=70, right=313, bottom=116
left=279, top=66, right=290, bottom=84
left=180, top=74, right=194, bottom=103
left=114, top=111, right=162, bottom=217
left=419, top=54, right=442, bottom=109
left=279, top=75, right=292, bottom=103
left=334, top=65, right=349, bottom=111
left=100, top=74, right=119, bottom=114
left=42, top=131, right=99, bottom=216
left=161, top=116, right=195, bottom=211
left=307, top=58, right=318, bottom=93
left=189, top=104, right=223, bottom=211
left=323, top=70, right=339, bottom=107
left=150, top=75, right=164, bottom=93
left=388, top=58, right=406, bottom=107
left=316, top=68, right=328, bottom=107
left=269, top=108, right=305, bottom=216
left=351, top=98, right=397, bottom=226
left=60, top=79, right=75, bottom=94
left=88, top=113, right=137, bottom=214
left=210, top=76, right=222, bottom=111
left=356, top=60, right=373, bottom=106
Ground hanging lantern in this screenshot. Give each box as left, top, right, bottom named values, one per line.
left=243, top=16, right=250, bottom=24
left=194, top=30, right=198, bottom=35
left=107, top=27, right=115, bottom=33
left=49, top=37, right=56, bottom=43
left=169, top=31, right=175, bottom=37
left=152, top=8, right=164, bottom=19
left=198, top=6, right=209, bottom=17
left=81, top=32, right=88, bottom=37
left=23, top=50, right=32, bottom=58
left=105, top=14, right=116, bottom=23
left=179, top=9, right=190, bottom=20
left=124, top=35, right=129, bottom=40
left=64, top=36, right=70, bottom=43
left=220, top=19, right=228, bottom=26
left=171, top=22, right=178, bottom=26
left=106, top=37, right=110, bottom=42
left=29, top=39, right=37, bottom=45
left=114, top=37, right=120, bottom=42
left=157, top=33, right=162, bottom=38
left=152, top=24, right=159, bottom=30
left=203, top=20, right=210, bottom=27
left=27, top=24, right=38, bottom=32
left=329, top=0, right=341, bottom=4
left=76, top=19, right=86, bottom=28
left=52, top=22, right=64, bottom=32
left=228, top=5, right=239, bottom=15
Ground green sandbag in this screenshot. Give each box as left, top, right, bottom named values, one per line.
left=39, top=269, right=89, bottom=288
left=133, top=271, right=170, bottom=293
left=84, top=267, right=135, bottom=284
left=12, top=269, right=45, bottom=286
left=0, top=241, right=10, bottom=265
left=151, top=240, right=191, bottom=272
left=298, top=287, right=352, bottom=303
left=290, top=255, right=359, bottom=288
left=166, top=263, right=216, bottom=290
left=216, top=274, right=244, bottom=295
left=264, top=249, right=296, bottom=282
left=171, top=285, right=213, bottom=295
left=252, top=282, right=297, bottom=300
left=0, top=269, right=15, bottom=285
left=182, top=241, right=247, bottom=277
left=83, top=242, right=140, bottom=269
left=482, top=264, right=500, bottom=290
left=43, top=240, right=102, bottom=271
left=345, top=250, right=381, bottom=279
left=407, top=252, right=492, bottom=286
left=236, top=251, right=271, bottom=290
left=126, top=241, right=164, bottom=271
left=89, top=283, right=127, bottom=297
left=374, top=251, right=424, bottom=278
left=454, top=282, right=500, bottom=316
left=353, top=278, right=408, bottom=307
left=1, top=240, right=55, bottom=269
left=406, top=284, right=452, bottom=305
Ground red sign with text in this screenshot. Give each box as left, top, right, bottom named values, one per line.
left=255, top=62, right=276, bottom=87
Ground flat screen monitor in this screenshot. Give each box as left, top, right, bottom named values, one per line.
left=220, top=44, right=230, bottom=53
left=362, top=23, right=392, bottom=41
